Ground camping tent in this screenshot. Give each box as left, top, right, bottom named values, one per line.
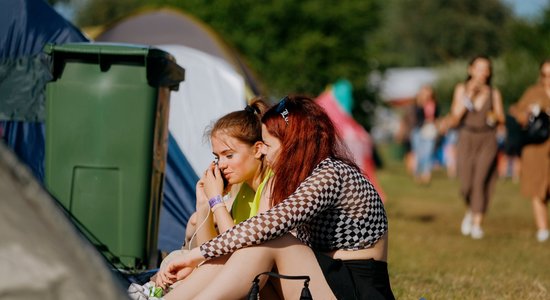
left=95, top=8, right=253, bottom=252
left=94, top=8, right=261, bottom=96
left=1, top=2, right=256, bottom=255
left=0, top=142, right=127, bottom=299
left=0, top=0, right=88, bottom=182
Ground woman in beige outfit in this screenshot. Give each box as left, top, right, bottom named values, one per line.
left=450, top=56, right=505, bottom=239
left=509, top=60, right=550, bottom=242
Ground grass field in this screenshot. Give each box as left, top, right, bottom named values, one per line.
left=378, top=144, right=550, bottom=299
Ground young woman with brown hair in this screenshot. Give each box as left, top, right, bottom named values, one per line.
left=129, top=99, right=273, bottom=299
left=450, top=55, right=505, bottom=240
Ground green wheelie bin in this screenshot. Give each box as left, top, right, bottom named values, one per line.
left=44, top=43, right=185, bottom=270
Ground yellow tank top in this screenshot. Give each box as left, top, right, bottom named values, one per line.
left=231, top=170, right=273, bottom=224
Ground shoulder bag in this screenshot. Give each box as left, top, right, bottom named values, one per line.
left=523, top=112, right=550, bottom=145
left=247, top=272, right=312, bottom=300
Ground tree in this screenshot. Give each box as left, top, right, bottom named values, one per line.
left=76, top=0, right=146, bottom=26
left=368, top=0, right=512, bottom=68
left=173, top=0, right=383, bottom=100
left=74, top=0, right=384, bottom=128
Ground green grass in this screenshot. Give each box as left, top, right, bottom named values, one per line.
left=378, top=144, right=550, bottom=299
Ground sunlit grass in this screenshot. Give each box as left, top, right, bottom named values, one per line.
left=378, top=144, right=550, bottom=299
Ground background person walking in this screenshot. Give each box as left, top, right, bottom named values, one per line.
left=509, top=59, right=550, bottom=242
left=410, top=85, right=440, bottom=185
left=449, top=55, right=505, bottom=239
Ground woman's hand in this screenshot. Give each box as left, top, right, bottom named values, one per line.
left=203, top=163, right=225, bottom=199
left=161, top=248, right=205, bottom=283
left=153, top=250, right=189, bottom=289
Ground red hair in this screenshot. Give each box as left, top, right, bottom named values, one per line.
left=261, top=95, right=358, bottom=206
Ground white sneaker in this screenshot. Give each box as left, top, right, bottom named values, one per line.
left=128, top=283, right=149, bottom=300
left=537, top=229, right=549, bottom=242
left=461, top=212, right=472, bottom=236
left=470, top=225, right=484, bottom=239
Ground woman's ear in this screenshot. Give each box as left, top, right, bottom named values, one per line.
left=253, top=141, right=264, bottom=159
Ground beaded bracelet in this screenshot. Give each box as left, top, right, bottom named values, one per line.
left=208, top=194, right=223, bottom=208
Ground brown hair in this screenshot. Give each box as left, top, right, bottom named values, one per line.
left=466, top=55, right=493, bottom=85
left=208, top=98, right=268, bottom=145
left=261, top=95, right=358, bottom=206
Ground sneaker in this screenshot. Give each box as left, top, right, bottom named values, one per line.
left=128, top=283, right=165, bottom=300
left=470, top=225, right=484, bottom=239
left=461, top=212, right=472, bottom=236
left=537, top=229, right=549, bottom=242
left=128, top=283, right=149, bottom=300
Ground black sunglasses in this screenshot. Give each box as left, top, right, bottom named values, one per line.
left=276, top=96, right=289, bottom=125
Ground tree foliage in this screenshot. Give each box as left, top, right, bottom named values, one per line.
left=69, top=0, right=550, bottom=121
left=369, top=0, right=512, bottom=68
left=76, top=0, right=382, bottom=100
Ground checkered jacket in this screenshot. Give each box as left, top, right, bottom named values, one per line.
left=199, top=157, right=388, bottom=259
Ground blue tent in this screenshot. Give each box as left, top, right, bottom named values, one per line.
left=0, top=0, right=213, bottom=257
left=0, top=0, right=88, bottom=181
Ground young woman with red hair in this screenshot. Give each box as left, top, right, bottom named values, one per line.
left=160, top=95, right=393, bottom=299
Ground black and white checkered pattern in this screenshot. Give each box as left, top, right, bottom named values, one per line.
left=199, top=157, right=388, bottom=259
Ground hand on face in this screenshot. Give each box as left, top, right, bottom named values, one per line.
left=203, top=162, right=225, bottom=199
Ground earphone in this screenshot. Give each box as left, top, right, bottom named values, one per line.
left=186, top=193, right=230, bottom=250
left=186, top=206, right=211, bottom=250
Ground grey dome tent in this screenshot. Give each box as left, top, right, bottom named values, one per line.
left=0, top=142, right=127, bottom=299
left=95, top=8, right=262, bottom=95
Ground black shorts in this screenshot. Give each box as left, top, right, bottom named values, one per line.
left=314, top=252, right=395, bottom=300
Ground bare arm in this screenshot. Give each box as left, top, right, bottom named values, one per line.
left=449, top=83, right=468, bottom=127
left=492, top=88, right=506, bottom=125
left=510, top=87, right=536, bottom=127
left=188, top=179, right=218, bottom=248
left=190, top=173, right=236, bottom=247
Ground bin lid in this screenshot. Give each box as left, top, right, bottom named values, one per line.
left=44, top=42, right=185, bottom=90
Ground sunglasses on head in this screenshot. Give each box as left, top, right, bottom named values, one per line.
left=275, top=96, right=289, bottom=125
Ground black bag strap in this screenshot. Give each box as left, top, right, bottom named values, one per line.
left=247, top=271, right=312, bottom=300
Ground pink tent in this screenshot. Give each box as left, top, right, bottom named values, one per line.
left=316, top=89, right=386, bottom=202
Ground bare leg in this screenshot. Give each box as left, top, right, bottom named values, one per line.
left=163, top=255, right=229, bottom=299
left=165, top=234, right=335, bottom=300
left=470, top=212, right=485, bottom=239
left=532, top=197, right=548, bottom=231
left=405, top=152, right=416, bottom=175
left=472, top=213, right=483, bottom=228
